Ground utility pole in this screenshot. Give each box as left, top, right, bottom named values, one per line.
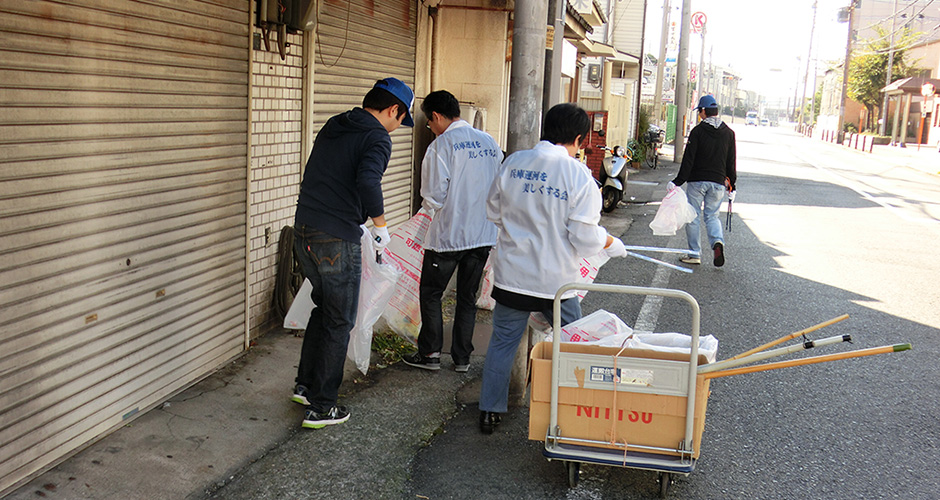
left=879, top=0, right=899, bottom=136
left=673, top=0, right=691, bottom=162
left=707, top=45, right=713, bottom=99
left=542, top=0, right=564, bottom=115
left=507, top=0, right=548, bottom=406
left=798, top=1, right=817, bottom=130
left=837, top=0, right=857, bottom=142
left=698, top=26, right=707, bottom=97
left=507, top=0, right=548, bottom=155
left=792, top=56, right=801, bottom=122
left=654, top=0, right=672, bottom=127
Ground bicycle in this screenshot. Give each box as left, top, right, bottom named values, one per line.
left=643, top=125, right=665, bottom=169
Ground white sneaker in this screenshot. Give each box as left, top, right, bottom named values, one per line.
left=680, top=256, right=701, bottom=265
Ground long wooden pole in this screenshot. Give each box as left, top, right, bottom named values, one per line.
left=703, top=344, right=911, bottom=380
left=728, top=314, right=849, bottom=361
left=699, top=334, right=851, bottom=374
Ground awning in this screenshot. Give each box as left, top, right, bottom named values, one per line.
left=882, top=77, right=940, bottom=96
left=572, top=37, right=618, bottom=58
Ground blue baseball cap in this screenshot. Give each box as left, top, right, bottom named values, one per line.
left=373, top=77, right=415, bottom=127
left=695, top=94, right=719, bottom=110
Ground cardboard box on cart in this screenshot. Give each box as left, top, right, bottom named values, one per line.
left=528, top=341, right=711, bottom=458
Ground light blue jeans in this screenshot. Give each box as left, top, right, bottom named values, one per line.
left=684, top=181, right=726, bottom=256
left=479, top=299, right=581, bottom=413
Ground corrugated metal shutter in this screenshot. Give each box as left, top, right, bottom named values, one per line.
left=0, top=1, right=250, bottom=493
left=312, top=0, right=417, bottom=227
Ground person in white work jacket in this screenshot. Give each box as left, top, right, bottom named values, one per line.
left=478, top=103, right=628, bottom=434
left=403, top=90, right=504, bottom=373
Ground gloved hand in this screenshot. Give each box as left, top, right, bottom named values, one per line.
left=667, top=181, right=678, bottom=192
left=420, top=199, right=437, bottom=217
left=728, top=190, right=736, bottom=202
left=604, top=237, right=627, bottom=258
left=371, top=224, right=390, bottom=251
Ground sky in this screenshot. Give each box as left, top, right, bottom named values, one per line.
left=644, top=0, right=854, bottom=106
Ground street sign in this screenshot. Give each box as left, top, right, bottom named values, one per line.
left=691, top=11, right=707, bottom=33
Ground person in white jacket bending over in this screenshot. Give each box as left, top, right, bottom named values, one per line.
left=478, top=103, right=628, bottom=434
left=403, top=90, right=504, bottom=374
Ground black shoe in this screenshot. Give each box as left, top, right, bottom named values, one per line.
left=302, top=405, right=350, bottom=429
left=402, top=352, right=441, bottom=371
left=713, top=242, right=725, bottom=267
left=291, top=385, right=310, bottom=406
left=479, top=411, right=501, bottom=434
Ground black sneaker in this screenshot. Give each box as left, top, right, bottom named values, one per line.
left=402, top=352, right=441, bottom=371
left=713, top=242, right=725, bottom=267
left=302, top=406, right=350, bottom=429
left=454, top=362, right=470, bottom=373
left=291, top=385, right=310, bottom=406
left=479, top=411, right=501, bottom=434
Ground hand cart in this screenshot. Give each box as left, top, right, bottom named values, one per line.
left=531, top=283, right=708, bottom=498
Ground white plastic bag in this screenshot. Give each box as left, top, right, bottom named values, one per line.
left=475, top=252, right=496, bottom=310
left=380, top=209, right=433, bottom=342
left=283, top=278, right=314, bottom=330
left=649, top=186, right=697, bottom=236
left=349, top=226, right=402, bottom=374
left=554, top=309, right=633, bottom=342
left=282, top=225, right=403, bottom=375
left=589, top=331, right=719, bottom=364
left=476, top=250, right=611, bottom=311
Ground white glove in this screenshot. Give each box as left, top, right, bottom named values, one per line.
left=728, top=190, right=736, bottom=202
left=420, top=199, right=437, bottom=217
left=605, top=237, right=628, bottom=258
left=667, top=181, right=678, bottom=192
left=371, top=225, right=390, bottom=251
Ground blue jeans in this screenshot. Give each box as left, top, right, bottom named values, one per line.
left=418, top=247, right=491, bottom=364
left=479, top=298, right=581, bottom=413
left=293, top=225, right=361, bottom=413
left=684, top=181, right=726, bottom=255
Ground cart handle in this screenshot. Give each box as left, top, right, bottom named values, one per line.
left=550, top=283, right=701, bottom=456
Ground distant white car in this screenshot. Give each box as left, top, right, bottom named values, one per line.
left=760, top=118, right=769, bottom=126
left=745, top=111, right=759, bottom=126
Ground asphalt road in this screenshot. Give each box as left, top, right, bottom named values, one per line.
left=407, top=125, right=940, bottom=499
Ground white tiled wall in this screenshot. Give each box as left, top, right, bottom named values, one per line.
left=248, top=27, right=304, bottom=338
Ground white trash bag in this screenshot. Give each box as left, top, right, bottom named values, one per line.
left=586, top=330, right=719, bottom=364
left=649, top=185, right=697, bottom=236
left=548, top=309, right=634, bottom=343
left=282, top=225, right=403, bottom=375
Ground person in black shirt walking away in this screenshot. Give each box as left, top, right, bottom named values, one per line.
left=670, top=95, right=736, bottom=267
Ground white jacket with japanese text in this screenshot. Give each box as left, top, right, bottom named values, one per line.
left=486, top=141, right=607, bottom=299
left=421, top=119, right=503, bottom=252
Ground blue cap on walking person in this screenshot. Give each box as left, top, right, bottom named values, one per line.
left=373, top=77, right=415, bottom=127
left=695, top=94, right=719, bottom=110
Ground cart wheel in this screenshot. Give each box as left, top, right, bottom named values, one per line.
left=566, top=461, right=580, bottom=488
left=658, top=472, right=673, bottom=498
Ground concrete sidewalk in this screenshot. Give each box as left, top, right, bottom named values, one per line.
left=813, top=134, right=939, bottom=177
left=4, top=164, right=667, bottom=500
left=867, top=142, right=939, bottom=176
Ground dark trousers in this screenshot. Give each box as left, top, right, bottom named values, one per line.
left=293, top=226, right=361, bottom=413
left=417, top=246, right=491, bottom=364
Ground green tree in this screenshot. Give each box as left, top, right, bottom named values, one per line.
left=848, top=26, right=920, bottom=131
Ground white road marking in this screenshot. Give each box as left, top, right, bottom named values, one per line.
left=633, top=236, right=684, bottom=333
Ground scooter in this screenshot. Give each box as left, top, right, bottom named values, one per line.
left=598, top=145, right=630, bottom=213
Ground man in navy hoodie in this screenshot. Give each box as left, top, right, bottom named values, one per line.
left=291, top=78, right=414, bottom=429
